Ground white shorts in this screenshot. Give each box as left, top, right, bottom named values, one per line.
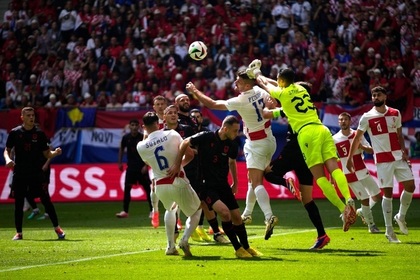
left=243, top=135, right=276, bottom=170
left=155, top=177, right=201, bottom=217
left=377, top=160, right=414, bottom=188
left=349, top=176, right=381, bottom=201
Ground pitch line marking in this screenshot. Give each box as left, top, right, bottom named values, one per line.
left=0, top=227, right=339, bottom=273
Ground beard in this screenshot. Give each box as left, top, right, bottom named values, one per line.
left=374, top=100, right=385, bottom=107
left=178, top=104, right=190, bottom=113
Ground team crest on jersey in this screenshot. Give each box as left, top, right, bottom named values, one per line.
left=222, top=146, right=229, bottom=155
left=32, top=133, right=38, bottom=142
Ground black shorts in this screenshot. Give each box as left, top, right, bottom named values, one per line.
left=125, top=168, right=151, bottom=187
left=200, top=184, right=239, bottom=211
left=270, top=141, right=313, bottom=186
left=11, top=172, right=45, bottom=199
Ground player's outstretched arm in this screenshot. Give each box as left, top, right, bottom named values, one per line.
left=186, top=82, right=228, bottom=110
left=346, top=130, right=364, bottom=173
left=167, top=137, right=192, bottom=178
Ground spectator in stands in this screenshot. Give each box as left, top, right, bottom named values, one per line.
left=369, top=68, right=389, bottom=93
left=64, top=93, right=78, bottom=108
left=106, top=93, right=122, bottom=111
left=80, top=92, right=97, bottom=108
left=410, top=132, right=420, bottom=159
left=388, top=65, right=414, bottom=115
left=58, top=1, right=77, bottom=43
left=122, top=92, right=139, bottom=111
left=45, top=93, right=62, bottom=108
left=343, top=74, right=368, bottom=107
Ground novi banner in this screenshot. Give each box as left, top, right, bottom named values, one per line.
left=1, top=161, right=419, bottom=203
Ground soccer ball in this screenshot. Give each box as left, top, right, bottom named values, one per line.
left=188, top=41, right=208, bottom=61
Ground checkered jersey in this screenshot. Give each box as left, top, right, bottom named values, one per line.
left=333, top=129, right=370, bottom=183
left=357, top=106, right=402, bottom=163
left=226, top=86, right=273, bottom=140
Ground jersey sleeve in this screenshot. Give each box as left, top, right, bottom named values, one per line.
left=225, top=96, right=239, bottom=112
left=357, top=113, right=369, bottom=133
left=38, top=130, right=51, bottom=152
left=5, top=129, right=16, bottom=149
left=269, top=87, right=282, bottom=100
left=228, top=140, right=239, bottom=159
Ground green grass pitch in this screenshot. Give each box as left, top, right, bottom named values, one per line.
left=0, top=199, right=419, bottom=280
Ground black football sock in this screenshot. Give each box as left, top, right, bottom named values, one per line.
left=305, top=200, right=326, bottom=237
left=208, top=217, right=220, bottom=234
left=222, top=221, right=241, bottom=250
left=233, top=223, right=249, bottom=249
left=198, top=211, right=205, bottom=226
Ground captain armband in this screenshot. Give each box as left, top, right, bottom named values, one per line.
left=272, top=108, right=282, bottom=118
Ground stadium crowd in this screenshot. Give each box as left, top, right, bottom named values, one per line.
left=0, top=0, right=419, bottom=119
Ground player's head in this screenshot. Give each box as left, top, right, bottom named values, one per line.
left=190, top=108, right=203, bottom=125
left=221, top=115, right=240, bottom=140
left=295, top=81, right=312, bottom=94
left=21, top=107, right=35, bottom=125
left=142, top=111, right=159, bottom=128
left=338, top=112, right=351, bottom=130
left=164, top=105, right=178, bottom=125
left=153, top=95, right=168, bottom=115
left=129, top=119, right=140, bottom=133
left=371, top=86, right=387, bottom=107
left=175, top=94, right=190, bottom=113
left=277, top=68, right=295, bottom=88
left=235, top=69, right=255, bottom=92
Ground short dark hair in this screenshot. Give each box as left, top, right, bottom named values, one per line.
left=129, top=118, right=139, bottom=124
left=277, top=68, right=295, bottom=84
left=164, top=104, right=177, bottom=115
left=153, top=95, right=167, bottom=104
left=371, top=86, right=387, bottom=95
left=142, top=111, right=159, bottom=126
left=190, top=108, right=202, bottom=116
left=237, top=69, right=255, bottom=81
left=295, top=81, right=312, bottom=94
left=21, top=107, right=34, bottom=116
left=222, top=115, right=240, bottom=127
left=339, top=112, right=351, bottom=119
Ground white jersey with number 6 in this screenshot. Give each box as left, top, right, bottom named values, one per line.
left=137, top=129, right=185, bottom=181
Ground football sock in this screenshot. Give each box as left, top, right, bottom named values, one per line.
left=198, top=211, right=205, bottom=226
left=304, top=200, right=326, bottom=237
left=316, top=176, right=346, bottom=213
left=361, top=204, right=375, bottom=226
left=207, top=218, right=220, bottom=234
left=164, top=209, right=177, bottom=249
left=221, top=220, right=241, bottom=250
left=382, top=196, right=393, bottom=228
left=233, top=223, right=250, bottom=249
left=369, top=196, right=378, bottom=209
left=242, top=183, right=256, bottom=216
left=151, top=190, right=159, bottom=212
left=254, top=185, right=273, bottom=220
left=182, top=209, right=202, bottom=243
left=398, top=190, right=413, bottom=220
left=331, top=169, right=351, bottom=201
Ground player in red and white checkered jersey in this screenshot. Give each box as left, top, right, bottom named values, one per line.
left=346, top=86, right=415, bottom=243
left=333, top=112, right=381, bottom=234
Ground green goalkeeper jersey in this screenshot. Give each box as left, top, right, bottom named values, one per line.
left=270, top=83, right=321, bottom=133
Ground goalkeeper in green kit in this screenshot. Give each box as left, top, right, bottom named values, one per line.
left=246, top=61, right=357, bottom=231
